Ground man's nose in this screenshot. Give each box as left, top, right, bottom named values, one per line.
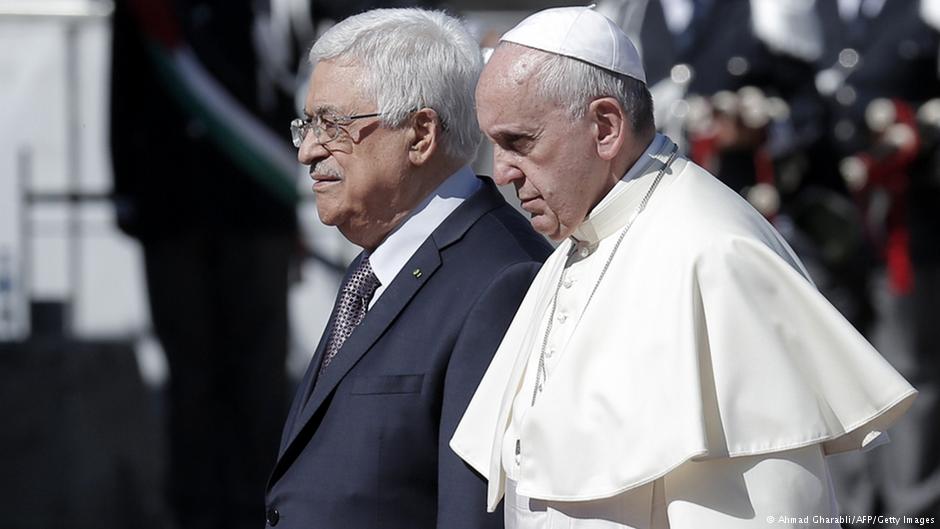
left=297, top=136, right=329, bottom=166
left=492, top=148, right=524, bottom=187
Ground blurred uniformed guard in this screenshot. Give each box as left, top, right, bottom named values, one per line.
left=596, top=0, right=875, bottom=334
left=110, top=1, right=306, bottom=527
left=814, top=0, right=940, bottom=522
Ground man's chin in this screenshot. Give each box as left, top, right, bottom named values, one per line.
left=530, top=216, right=563, bottom=241
left=315, top=208, right=340, bottom=227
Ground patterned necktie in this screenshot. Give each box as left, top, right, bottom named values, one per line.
left=319, top=257, right=380, bottom=374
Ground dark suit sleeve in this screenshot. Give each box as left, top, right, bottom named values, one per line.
left=436, top=261, right=542, bottom=529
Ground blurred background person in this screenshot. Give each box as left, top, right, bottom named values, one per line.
left=812, top=0, right=940, bottom=523
left=109, top=1, right=303, bottom=528
left=594, top=0, right=878, bottom=336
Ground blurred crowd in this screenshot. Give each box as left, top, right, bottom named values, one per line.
left=588, top=0, right=939, bottom=522
left=107, top=0, right=938, bottom=528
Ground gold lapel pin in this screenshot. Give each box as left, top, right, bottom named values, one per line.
left=413, top=268, right=422, bottom=278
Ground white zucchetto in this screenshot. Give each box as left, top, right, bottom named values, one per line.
left=499, top=6, right=647, bottom=84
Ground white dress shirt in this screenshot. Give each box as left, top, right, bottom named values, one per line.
left=366, top=166, right=481, bottom=308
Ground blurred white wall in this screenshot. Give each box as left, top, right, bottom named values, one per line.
left=0, top=1, right=150, bottom=343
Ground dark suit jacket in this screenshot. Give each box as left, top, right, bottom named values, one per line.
left=265, top=178, right=552, bottom=529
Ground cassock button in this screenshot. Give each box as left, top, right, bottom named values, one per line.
left=266, top=508, right=280, bottom=526
left=557, top=314, right=567, bottom=324
left=579, top=247, right=590, bottom=258
left=562, top=279, right=573, bottom=288
left=546, top=348, right=555, bottom=358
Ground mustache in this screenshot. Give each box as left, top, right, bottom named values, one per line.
left=311, top=161, right=344, bottom=179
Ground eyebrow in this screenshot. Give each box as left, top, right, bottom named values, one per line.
left=489, top=127, right=537, bottom=142
left=305, top=104, right=342, bottom=118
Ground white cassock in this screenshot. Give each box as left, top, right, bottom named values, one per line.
left=450, top=134, right=917, bottom=528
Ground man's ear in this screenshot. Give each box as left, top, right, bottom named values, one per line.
left=407, top=108, right=440, bottom=165
left=589, top=97, right=627, bottom=161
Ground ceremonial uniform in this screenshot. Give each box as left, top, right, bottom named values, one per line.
left=598, top=0, right=826, bottom=193
left=110, top=2, right=299, bottom=527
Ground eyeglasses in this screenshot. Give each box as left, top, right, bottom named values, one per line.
left=290, top=111, right=382, bottom=148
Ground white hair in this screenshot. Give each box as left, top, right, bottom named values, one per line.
left=310, top=9, right=483, bottom=164
left=503, top=43, right=654, bottom=134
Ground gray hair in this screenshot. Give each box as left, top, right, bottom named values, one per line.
left=505, top=43, right=654, bottom=134
left=310, top=9, right=483, bottom=163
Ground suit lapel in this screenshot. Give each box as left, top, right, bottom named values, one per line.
left=293, top=261, right=358, bottom=412
left=278, top=298, right=338, bottom=458
left=271, top=177, right=507, bottom=475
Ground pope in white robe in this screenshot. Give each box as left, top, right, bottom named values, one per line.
left=450, top=7, right=916, bottom=529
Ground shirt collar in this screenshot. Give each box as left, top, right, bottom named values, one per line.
left=571, top=133, right=675, bottom=244
left=367, top=166, right=481, bottom=290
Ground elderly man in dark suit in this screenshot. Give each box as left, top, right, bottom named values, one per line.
left=263, top=8, right=551, bottom=529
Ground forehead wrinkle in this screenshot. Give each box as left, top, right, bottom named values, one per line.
left=308, top=58, right=369, bottom=112
left=483, top=53, right=564, bottom=126
left=478, top=46, right=560, bottom=140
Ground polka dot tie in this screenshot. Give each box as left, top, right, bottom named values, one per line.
left=319, top=257, right=380, bottom=374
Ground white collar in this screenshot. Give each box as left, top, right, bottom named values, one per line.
left=571, top=133, right=672, bottom=244
left=366, top=166, right=480, bottom=305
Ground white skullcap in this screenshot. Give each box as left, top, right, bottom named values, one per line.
left=499, top=6, right=646, bottom=84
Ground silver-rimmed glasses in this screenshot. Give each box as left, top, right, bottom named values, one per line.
left=290, top=111, right=382, bottom=148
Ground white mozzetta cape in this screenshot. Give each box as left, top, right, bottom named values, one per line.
left=450, top=140, right=916, bottom=512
